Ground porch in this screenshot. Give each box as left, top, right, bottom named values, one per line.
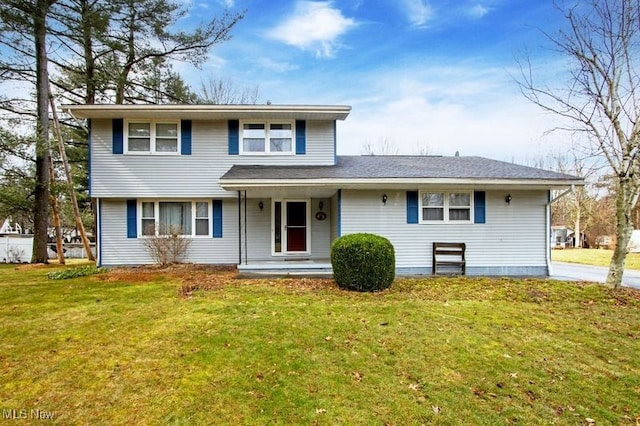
left=232, top=188, right=339, bottom=271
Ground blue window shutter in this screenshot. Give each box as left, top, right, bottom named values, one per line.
left=228, top=120, right=239, bottom=155
left=295, top=120, right=306, bottom=155
left=474, top=191, right=486, bottom=224
left=212, top=200, right=223, bottom=238
left=407, top=191, right=419, bottom=224
left=181, top=120, right=192, bottom=155
left=126, top=199, right=137, bottom=238
left=113, top=119, right=124, bottom=154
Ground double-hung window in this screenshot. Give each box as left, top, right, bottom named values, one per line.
left=140, top=201, right=210, bottom=236
left=241, top=121, right=293, bottom=154
left=420, top=191, right=472, bottom=223
left=126, top=120, right=179, bottom=154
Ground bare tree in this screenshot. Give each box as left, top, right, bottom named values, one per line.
left=528, top=150, right=596, bottom=248
left=412, top=142, right=439, bottom=156
left=196, top=77, right=260, bottom=104
left=518, top=0, right=640, bottom=289
left=361, top=138, right=400, bottom=155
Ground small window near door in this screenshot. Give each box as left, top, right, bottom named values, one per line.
left=274, top=201, right=282, bottom=253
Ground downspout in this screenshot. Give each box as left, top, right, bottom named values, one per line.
left=546, top=185, right=575, bottom=275
left=96, top=198, right=102, bottom=267
left=237, top=191, right=241, bottom=265
left=244, top=190, right=248, bottom=265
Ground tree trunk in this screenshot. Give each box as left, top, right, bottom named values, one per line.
left=31, top=0, right=51, bottom=264
left=606, top=181, right=639, bottom=288
left=80, top=0, right=95, bottom=104
left=574, top=210, right=581, bottom=248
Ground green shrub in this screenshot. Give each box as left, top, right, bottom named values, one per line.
left=331, top=233, right=395, bottom=292
left=47, top=265, right=104, bottom=280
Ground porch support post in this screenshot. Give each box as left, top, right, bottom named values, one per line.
left=244, top=190, right=248, bottom=265
left=237, top=191, right=242, bottom=265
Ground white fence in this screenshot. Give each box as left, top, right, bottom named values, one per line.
left=1, top=235, right=34, bottom=263
left=48, top=243, right=96, bottom=259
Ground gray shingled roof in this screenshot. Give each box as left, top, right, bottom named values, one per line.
left=220, top=156, right=582, bottom=182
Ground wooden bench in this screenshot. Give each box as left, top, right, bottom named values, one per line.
left=432, top=242, right=466, bottom=275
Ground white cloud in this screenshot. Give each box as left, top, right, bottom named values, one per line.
left=268, top=1, right=356, bottom=58
left=336, top=63, right=574, bottom=163
left=467, top=4, right=490, bottom=18
left=258, top=58, right=300, bottom=73
left=402, top=0, right=434, bottom=28
left=216, top=0, right=234, bottom=7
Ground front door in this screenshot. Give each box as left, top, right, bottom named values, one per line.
left=273, top=200, right=308, bottom=254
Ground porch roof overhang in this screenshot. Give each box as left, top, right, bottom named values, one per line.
left=219, top=177, right=584, bottom=198
left=219, top=155, right=584, bottom=197
left=62, top=104, right=351, bottom=121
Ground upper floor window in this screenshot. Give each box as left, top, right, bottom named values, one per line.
left=126, top=120, right=179, bottom=154
left=241, top=121, right=293, bottom=154
left=420, top=191, right=473, bottom=223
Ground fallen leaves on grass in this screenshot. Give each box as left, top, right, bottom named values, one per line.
left=95, top=264, right=337, bottom=297
left=93, top=264, right=640, bottom=311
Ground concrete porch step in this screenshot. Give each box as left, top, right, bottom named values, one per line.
left=237, top=259, right=333, bottom=278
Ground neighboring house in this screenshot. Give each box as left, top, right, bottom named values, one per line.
left=62, top=104, right=583, bottom=276
left=551, top=226, right=587, bottom=249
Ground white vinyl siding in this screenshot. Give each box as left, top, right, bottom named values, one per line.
left=99, top=199, right=238, bottom=266
left=90, top=119, right=336, bottom=198
left=340, top=189, right=548, bottom=273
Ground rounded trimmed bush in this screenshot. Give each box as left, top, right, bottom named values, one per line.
left=331, top=233, right=395, bottom=292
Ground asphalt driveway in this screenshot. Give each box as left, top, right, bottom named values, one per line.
left=551, top=262, right=640, bottom=289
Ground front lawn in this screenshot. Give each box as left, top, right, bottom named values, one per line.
left=1, top=263, right=639, bottom=424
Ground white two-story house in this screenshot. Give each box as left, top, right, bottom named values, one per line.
left=63, top=104, right=582, bottom=275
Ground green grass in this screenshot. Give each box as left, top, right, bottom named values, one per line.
left=552, top=248, right=640, bottom=270
left=1, top=263, right=639, bottom=424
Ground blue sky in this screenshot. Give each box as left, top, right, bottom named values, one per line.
left=177, top=0, right=571, bottom=161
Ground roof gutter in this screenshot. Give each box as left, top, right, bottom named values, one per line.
left=219, top=178, right=585, bottom=190
left=61, top=104, right=352, bottom=120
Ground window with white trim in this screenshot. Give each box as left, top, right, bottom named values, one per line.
left=126, top=120, right=179, bottom=154
left=241, top=121, right=293, bottom=154
left=420, top=191, right=472, bottom=223
left=140, top=201, right=210, bottom=236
